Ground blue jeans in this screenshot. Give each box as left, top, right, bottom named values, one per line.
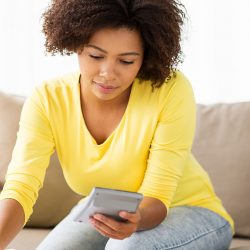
left=36, top=205, right=232, bottom=250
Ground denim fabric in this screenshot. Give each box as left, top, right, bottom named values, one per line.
left=36, top=205, right=232, bottom=250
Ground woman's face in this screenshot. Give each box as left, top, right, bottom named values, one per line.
left=78, top=27, right=144, bottom=102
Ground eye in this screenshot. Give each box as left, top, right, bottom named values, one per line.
left=89, top=54, right=103, bottom=60
left=120, top=60, right=134, bottom=65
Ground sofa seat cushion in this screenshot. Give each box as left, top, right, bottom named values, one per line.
left=7, top=228, right=50, bottom=250
left=230, top=238, right=250, bottom=249
left=7, top=229, right=250, bottom=250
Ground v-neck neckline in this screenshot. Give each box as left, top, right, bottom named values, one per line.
left=77, top=74, right=136, bottom=147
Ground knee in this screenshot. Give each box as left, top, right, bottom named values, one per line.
left=105, top=236, right=140, bottom=250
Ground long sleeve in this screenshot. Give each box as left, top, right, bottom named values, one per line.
left=138, top=74, right=196, bottom=209
left=0, top=87, right=55, bottom=224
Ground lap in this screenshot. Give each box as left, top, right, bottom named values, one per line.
left=37, top=205, right=232, bottom=250
left=36, top=204, right=109, bottom=250
left=106, top=206, right=232, bottom=250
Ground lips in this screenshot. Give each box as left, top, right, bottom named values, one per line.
left=93, top=81, right=118, bottom=94
left=93, top=81, right=117, bottom=89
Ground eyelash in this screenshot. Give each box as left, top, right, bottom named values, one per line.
left=89, top=55, right=134, bottom=65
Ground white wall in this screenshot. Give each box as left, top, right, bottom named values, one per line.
left=181, top=0, right=250, bottom=103
left=0, top=0, right=250, bottom=103
left=0, top=0, right=77, bottom=96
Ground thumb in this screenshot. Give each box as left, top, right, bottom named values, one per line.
left=119, top=210, right=141, bottom=223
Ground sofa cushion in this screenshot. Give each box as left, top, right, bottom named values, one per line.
left=7, top=228, right=50, bottom=250
left=0, top=92, right=24, bottom=187
left=0, top=91, right=82, bottom=227
left=230, top=238, right=250, bottom=249
left=192, top=102, right=250, bottom=237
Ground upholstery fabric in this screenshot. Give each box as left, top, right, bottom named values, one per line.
left=0, top=92, right=23, bottom=185
left=0, top=91, right=82, bottom=227
left=193, top=103, right=250, bottom=237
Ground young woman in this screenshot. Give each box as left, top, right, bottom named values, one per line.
left=0, top=0, right=233, bottom=249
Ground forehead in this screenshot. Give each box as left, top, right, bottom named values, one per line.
left=87, top=28, right=144, bottom=54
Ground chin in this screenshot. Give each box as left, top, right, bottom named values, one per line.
left=94, top=92, right=118, bottom=101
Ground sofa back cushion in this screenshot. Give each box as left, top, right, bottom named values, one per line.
left=0, top=91, right=82, bottom=227
left=0, top=93, right=24, bottom=186
left=192, top=102, right=250, bottom=237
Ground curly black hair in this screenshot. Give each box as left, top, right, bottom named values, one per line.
left=42, top=0, right=186, bottom=87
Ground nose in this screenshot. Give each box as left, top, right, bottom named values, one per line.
left=99, top=61, right=116, bottom=81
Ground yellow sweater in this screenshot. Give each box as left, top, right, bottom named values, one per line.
left=0, top=71, right=234, bottom=231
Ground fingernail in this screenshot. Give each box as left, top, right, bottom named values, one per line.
left=94, top=214, right=102, bottom=220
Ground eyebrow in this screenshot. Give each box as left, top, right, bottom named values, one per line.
left=86, top=44, right=141, bottom=56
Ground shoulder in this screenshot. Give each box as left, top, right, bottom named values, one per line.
left=35, top=71, right=80, bottom=96
left=27, top=71, right=80, bottom=113
left=162, top=71, right=195, bottom=105
left=29, top=71, right=80, bottom=107
left=134, top=71, right=194, bottom=108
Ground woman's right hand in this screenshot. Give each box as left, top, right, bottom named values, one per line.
left=0, top=199, right=25, bottom=250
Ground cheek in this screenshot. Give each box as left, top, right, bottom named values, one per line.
left=80, top=61, right=98, bottom=77
left=123, top=65, right=141, bottom=80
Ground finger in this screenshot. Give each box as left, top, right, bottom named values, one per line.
left=90, top=217, right=118, bottom=236
left=94, top=224, right=123, bottom=240
left=119, top=210, right=140, bottom=224
left=90, top=218, right=122, bottom=239
left=93, top=214, right=123, bottom=231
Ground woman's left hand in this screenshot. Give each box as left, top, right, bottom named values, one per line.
left=89, top=209, right=142, bottom=239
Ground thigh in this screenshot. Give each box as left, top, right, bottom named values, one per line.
left=105, top=206, right=233, bottom=250
left=36, top=204, right=108, bottom=250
